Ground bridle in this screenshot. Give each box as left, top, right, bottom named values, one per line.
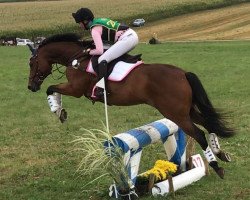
left=29, top=54, right=51, bottom=85
left=29, top=46, right=91, bottom=84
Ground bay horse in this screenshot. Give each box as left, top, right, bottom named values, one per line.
left=27, top=33, right=234, bottom=179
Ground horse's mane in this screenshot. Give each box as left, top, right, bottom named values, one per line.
left=39, top=33, right=81, bottom=48
left=39, top=33, right=94, bottom=49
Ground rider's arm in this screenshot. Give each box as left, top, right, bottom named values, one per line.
left=89, top=26, right=104, bottom=55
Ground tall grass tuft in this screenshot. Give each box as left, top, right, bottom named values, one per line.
left=71, top=126, right=132, bottom=191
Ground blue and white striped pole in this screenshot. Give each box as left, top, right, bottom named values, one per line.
left=104, top=119, right=186, bottom=184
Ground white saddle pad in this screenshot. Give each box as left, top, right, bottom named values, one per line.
left=86, top=60, right=143, bottom=82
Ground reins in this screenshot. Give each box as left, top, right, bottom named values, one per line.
left=50, top=48, right=92, bottom=80
left=51, top=63, right=66, bottom=80
left=67, top=48, right=89, bottom=66
left=67, top=48, right=91, bottom=72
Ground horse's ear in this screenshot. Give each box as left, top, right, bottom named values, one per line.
left=27, top=43, right=36, bottom=55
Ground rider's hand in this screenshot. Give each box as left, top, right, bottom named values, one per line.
left=83, top=48, right=91, bottom=54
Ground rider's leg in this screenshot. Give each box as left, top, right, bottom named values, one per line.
left=95, top=60, right=108, bottom=97
left=98, top=29, right=139, bottom=63
left=94, top=29, right=139, bottom=98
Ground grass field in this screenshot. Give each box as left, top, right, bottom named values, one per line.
left=0, top=41, right=249, bottom=199
left=0, top=0, right=247, bottom=38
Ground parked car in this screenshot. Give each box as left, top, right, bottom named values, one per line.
left=17, top=39, right=34, bottom=46
left=132, top=18, right=145, bottom=27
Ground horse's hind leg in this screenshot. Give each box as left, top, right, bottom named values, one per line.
left=179, top=119, right=225, bottom=179
left=209, top=133, right=231, bottom=162
left=190, top=107, right=231, bottom=162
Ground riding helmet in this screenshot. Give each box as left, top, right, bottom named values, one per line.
left=72, top=8, right=94, bottom=23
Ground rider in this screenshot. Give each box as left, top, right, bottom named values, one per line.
left=72, top=8, right=139, bottom=99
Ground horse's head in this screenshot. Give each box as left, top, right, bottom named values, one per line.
left=27, top=33, right=94, bottom=92
left=27, top=44, right=52, bottom=92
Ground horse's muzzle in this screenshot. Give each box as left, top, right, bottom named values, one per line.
left=28, top=84, right=40, bottom=92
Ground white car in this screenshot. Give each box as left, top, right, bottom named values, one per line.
left=17, top=39, right=34, bottom=46
left=132, top=18, right=145, bottom=27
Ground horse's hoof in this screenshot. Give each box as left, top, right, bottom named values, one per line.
left=209, top=161, right=225, bottom=179
left=215, top=167, right=225, bottom=179
left=59, top=108, right=67, bottom=123
left=217, top=151, right=231, bottom=162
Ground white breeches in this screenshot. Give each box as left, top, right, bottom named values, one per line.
left=98, top=28, right=139, bottom=63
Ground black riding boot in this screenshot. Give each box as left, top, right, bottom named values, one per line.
left=95, top=60, right=108, bottom=99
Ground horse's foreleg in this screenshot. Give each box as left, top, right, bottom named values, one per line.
left=47, top=92, right=67, bottom=123
left=46, top=83, right=84, bottom=123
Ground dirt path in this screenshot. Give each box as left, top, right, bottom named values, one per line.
left=137, top=3, right=250, bottom=42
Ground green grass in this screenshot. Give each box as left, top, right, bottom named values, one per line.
left=0, top=41, right=250, bottom=200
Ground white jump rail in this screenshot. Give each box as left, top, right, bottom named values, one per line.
left=152, top=154, right=206, bottom=196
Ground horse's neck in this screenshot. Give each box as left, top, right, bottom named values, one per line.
left=41, top=43, right=96, bottom=96
left=43, top=43, right=83, bottom=66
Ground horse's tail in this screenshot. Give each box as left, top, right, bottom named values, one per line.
left=185, top=72, right=235, bottom=138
